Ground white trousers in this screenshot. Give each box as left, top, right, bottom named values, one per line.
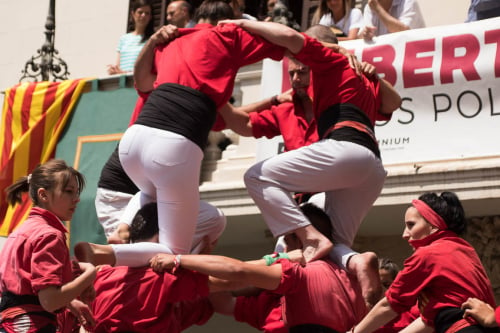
left=96, top=187, right=226, bottom=254
left=95, top=187, right=134, bottom=237
left=111, top=200, right=226, bottom=267
left=113, top=125, right=210, bottom=265
left=246, top=139, right=386, bottom=261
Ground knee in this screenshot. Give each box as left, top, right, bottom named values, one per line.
left=213, top=208, right=227, bottom=239
left=243, top=165, right=258, bottom=186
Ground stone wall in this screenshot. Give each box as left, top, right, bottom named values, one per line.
left=464, top=215, right=500, bottom=303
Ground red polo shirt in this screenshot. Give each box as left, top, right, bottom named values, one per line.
left=250, top=90, right=318, bottom=151
left=374, top=304, right=420, bottom=333
left=152, top=23, right=285, bottom=109
left=272, top=259, right=367, bottom=331
left=386, top=230, right=496, bottom=327
left=234, top=291, right=286, bottom=333
left=0, top=207, right=72, bottom=296
left=293, top=35, right=385, bottom=124
left=92, top=265, right=212, bottom=333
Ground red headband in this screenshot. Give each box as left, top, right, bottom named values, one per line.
left=411, top=199, right=448, bottom=230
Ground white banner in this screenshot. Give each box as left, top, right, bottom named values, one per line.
left=258, top=17, right=500, bottom=165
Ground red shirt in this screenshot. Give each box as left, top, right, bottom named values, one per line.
left=152, top=23, right=285, bottom=109
left=294, top=35, right=384, bottom=124
left=386, top=230, right=496, bottom=327
left=272, top=259, right=367, bottom=331
left=250, top=90, right=318, bottom=151
left=128, top=90, right=149, bottom=126
left=234, top=291, right=286, bottom=333
left=91, top=265, right=212, bottom=333
left=0, top=207, right=72, bottom=296
left=374, top=304, right=420, bottom=333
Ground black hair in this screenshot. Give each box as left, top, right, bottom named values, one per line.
left=194, top=0, right=234, bottom=24
left=130, top=0, right=155, bottom=43
left=129, top=202, right=159, bottom=243
left=378, top=257, right=400, bottom=280
left=418, top=191, right=467, bottom=235
left=299, top=202, right=333, bottom=242
left=5, top=159, right=85, bottom=206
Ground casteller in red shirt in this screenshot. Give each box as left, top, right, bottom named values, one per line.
left=386, top=230, right=496, bottom=328
left=91, top=265, right=213, bottom=333
left=273, top=259, right=367, bottom=331
left=234, top=290, right=286, bottom=333
left=250, top=87, right=318, bottom=152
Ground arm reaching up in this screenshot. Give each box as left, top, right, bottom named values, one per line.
left=219, top=20, right=305, bottom=55
left=360, top=61, right=401, bottom=116
left=134, top=25, right=179, bottom=93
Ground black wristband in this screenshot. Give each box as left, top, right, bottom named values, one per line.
left=271, top=95, right=279, bottom=106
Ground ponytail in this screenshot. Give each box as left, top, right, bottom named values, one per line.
left=5, top=176, right=30, bottom=206
left=4, top=159, right=85, bottom=207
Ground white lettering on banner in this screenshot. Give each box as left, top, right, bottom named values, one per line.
left=257, top=17, right=500, bottom=164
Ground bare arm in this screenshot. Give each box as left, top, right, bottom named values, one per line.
left=37, top=262, right=96, bottom=313
left=219, top=20, right=305, bottom=54
left=150, top=253, right=283, bottom=291
left=237, top=90, right=291, bottom=114
left=218, top=91, right=292, bottom=137
left=351, top=297, right=398, bottom=333
left=134, top=25, right=179, bottom=93
left=399, top=317, right=433, bottom=333
left=368, top=0, right=410, bottom=33
left=218, top=103, right=253, bottom=137
left=107, top=53, right=124, bottom=75
left=360, top=61, right=401, bottom=115
left=378, top=78, right=402, bottom=116
left=67, top=298, right=96, bottom=330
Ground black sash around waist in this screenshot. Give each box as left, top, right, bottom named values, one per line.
left=317, top=103, right=380, bottom=158
left=0, top=291, right=41, bottom=311
left=435, top=307, right=492, bottom=333
left=289, top=324, right=339, bottom=333
left=0, top=291, right=56, bottom=321
left=135, top=83, right=217, bottom=150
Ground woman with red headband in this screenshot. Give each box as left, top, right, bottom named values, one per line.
left=351, top=192, right=496, bottom=333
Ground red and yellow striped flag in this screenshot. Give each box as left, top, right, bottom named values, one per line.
left=0, top=79, right=87, bottom=236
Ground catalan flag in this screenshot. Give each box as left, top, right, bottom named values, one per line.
left=0, top=79, right=87, bottom=236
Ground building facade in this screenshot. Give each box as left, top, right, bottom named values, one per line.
left=0, top=1, right=498, bottom=332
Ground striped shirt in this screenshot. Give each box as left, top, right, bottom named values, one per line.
left=117, top=33, right=146, bottom=72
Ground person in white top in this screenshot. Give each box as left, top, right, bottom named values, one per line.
left=359, top=0, right=425, bottom=41
left=311, top=0, right=364, bottom=41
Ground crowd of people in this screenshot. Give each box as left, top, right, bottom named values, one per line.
left=106, top=0, right=499, bottom=76
left=1, top=0, right=499, bottom=333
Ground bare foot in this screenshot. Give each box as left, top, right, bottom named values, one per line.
left=347, top=251, right=383, bottom=310
left=295, top=225, right=333, bottom=262
left=74, top=242, right=116, bottom=266
left=107, top=223, right=130, bottom=244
